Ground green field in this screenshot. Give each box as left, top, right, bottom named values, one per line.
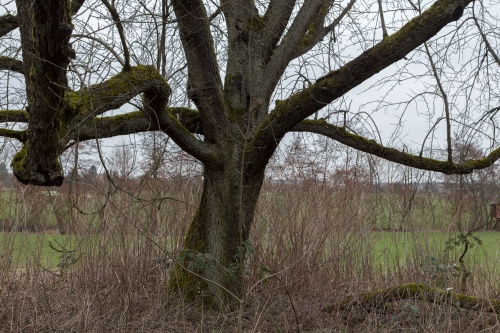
left=1, top=231, right=498, bottom=272
left=372, top=231, right=500, bottom=269
left=0, top=233, right=83, bottom=268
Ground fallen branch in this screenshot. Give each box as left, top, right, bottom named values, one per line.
left=323, top=283, right=500, bottom=318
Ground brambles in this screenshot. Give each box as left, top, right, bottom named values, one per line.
left=420, top=256, right=460, bottom=288
left=0, top=252, right=11, bottom=270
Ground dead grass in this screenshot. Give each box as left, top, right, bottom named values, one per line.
left=0, top=177, right=499, bottom=332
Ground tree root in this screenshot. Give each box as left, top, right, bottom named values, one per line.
left=323, top=283, right=500, bottom=317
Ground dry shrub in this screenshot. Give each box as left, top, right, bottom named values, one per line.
left=0, top=176, right=498, bottom=332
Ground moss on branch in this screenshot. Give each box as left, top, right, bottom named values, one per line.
left=323, top=283, right=500, bottom=318
left=294, top=120, right=500, bottom=175
left=71, top=107, right=201, bottom=142
left=0, top=128, right=27, bottom=142
left=11, top=141, right=63, bottom=186
left=0, top=13, right=18, bottom=38
left=11, top=143, right=28, bottom=173
left=0, top=110, right=28, bottom=123
left=258, top=0, right=474, bottom=156
left=0, top=56, right=24, bottom=74
left=66, top=65, right=171, bottom=117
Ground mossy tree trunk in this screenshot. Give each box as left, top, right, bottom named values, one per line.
left=170, top=150, right=265, bottom=304
left=13, top=0, right=74, bottom=185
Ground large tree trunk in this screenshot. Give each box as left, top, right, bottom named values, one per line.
left=13, top=0, right=74, bottom=186
left=169, top=146, right=264, bottom=305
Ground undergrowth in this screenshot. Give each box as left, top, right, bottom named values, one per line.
left=0, top=177, right=498, bottom=332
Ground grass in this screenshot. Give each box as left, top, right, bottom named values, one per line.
left=2, top=231, right=498, bottom=271
left=0, top=179, right=498, bottom=332
left=0, top=232, right=79, bottom=268
left=372, top=231, right=500, bottom=269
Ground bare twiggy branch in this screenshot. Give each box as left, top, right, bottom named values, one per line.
left=72, top=34, right=125, bottom=66
left=251, top=0, right=473, bottom=168
left=473, top=14, right=500, bottom=66
left=378, top=0, right=389, bottom=38
left=424, top=42, right=453, bottom=163
left=100, top=0, right=131, bottom=70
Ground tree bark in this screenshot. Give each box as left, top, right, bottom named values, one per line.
left=169, top=143, right=264, bottom=305
left=13, top=0, right=74, bottom=185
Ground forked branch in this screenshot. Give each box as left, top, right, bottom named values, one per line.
left=251, top=0, right=473, bottom=166
left=65, top=66, right=220, bottom=167
left=171, top=0, right=228, bottom=141
left=264, top=0, right=331, bottom=94
left=287, top=0, right=356, bottom=61
left=262, top=0, right=296, bottom=56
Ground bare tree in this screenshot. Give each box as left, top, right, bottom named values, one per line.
left=443, top=138, right=499, bottom=230
left=1, top=0, right=499, bottom=304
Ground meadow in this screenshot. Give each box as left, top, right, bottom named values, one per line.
left=1, top=231, right=498, bottom=275
left=0, top=177, right=499, bottom=332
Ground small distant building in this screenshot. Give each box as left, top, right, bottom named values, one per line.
left=41, top=190, right=61, bottom=197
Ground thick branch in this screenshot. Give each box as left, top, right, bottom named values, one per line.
left=220, top=0, right=258, bottom=53
left=263, top=0, right=330, bottom=95
left=323, top=283, right=500, bottom=317
left=66, top=66, right=219, bottom=167
left=0, top=109, right=28, bottom=142
left=0, top=110, right=28, bottom=123
left=288, top=0, right=356, bottom=61
left=100, top=0, right=131, bottom=70
left=171, top=0, right=228, bottom=142
left=0, top=2, right=86, bottom=38
left=74, top=108, right=218, bottom=166
left=67, top=65, right=168, bottom=117
left=220, top=0, right=264, bottom=123
left=0, top=13, right=18, bottom=38
left=262, top=0, right=296, bottom=57
left=221, top=0, right=256, bottom=16
left=0, top=128, right=26, bottom=142
left=0, top=56, right=24, bottom=74
left=293, top=120, right=500, bottom=174
left=73, top=108, right=202, bottom=141
left=251, top=0, right=472, bottom=166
